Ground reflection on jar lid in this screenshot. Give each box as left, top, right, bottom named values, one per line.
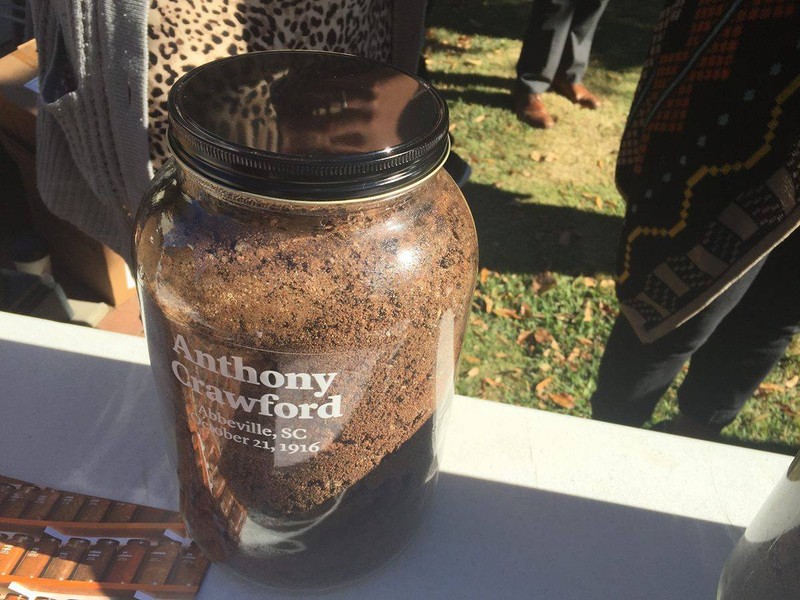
left=168, top=51, right=450, bottom=201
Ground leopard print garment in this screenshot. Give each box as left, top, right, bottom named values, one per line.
left=147, top=0, right=393, bottom=169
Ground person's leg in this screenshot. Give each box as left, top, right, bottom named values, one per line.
left=555, top=0, right=609, bottom=85
left=591, top=260, right=766, bottom=427
left=515, top=0, right=576, bottom=95
left=677, top=230, right=800, bottom=428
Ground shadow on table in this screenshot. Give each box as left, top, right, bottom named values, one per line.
left=0, top=339, right=178, bottom=508
left=462, top=182, right=623, bottom=275
left=4, top=337, right=746, bottom=600
left=219, top=472, right=741, bottom=600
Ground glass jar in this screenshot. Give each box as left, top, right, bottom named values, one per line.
left=717, top=451, right=800, bottom=599
left=134, top=51, right=478, bottom=590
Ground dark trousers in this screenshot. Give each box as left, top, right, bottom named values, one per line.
left=591, top=228, right=800, bottom=428
left=516, top=0, right=610, bottom=95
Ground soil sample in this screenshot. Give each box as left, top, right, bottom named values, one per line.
left=136, top=51, right=478, bottom=590
left=0, top=534, right=34, bottom=575
left=47, top=493, right=86, bottom=521
left=21, top=489, right=61, bottom=520
left=71, top=539, right=119, bottom=582
left=168, top=543, right=209, bottom=586
left=41, top=538, right=90, bottom=580
left=103, top=501, right=137, bottom=523
left=74, top=497, right=112, bottom=522
left=12, top=535, right=60, bottom=578
left=103, top=540, right=151, bottom=583
left=0, top=485, right=39, bottom=518
left=0, top=484, right=15, bottom=507
left=134, top=538, right=182, bottom=585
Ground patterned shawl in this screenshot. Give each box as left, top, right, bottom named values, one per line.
left=615, top=0, right=800, bottom=342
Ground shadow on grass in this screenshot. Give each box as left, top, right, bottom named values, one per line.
left=428, top=0, right=661, bottom=72
left=462, top=181, right=622, bottom=275
left=430, top=71, right=514, bottom=109
left=721, top=435, right=799, bottom=457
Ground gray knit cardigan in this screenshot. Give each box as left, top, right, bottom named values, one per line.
left=30, top=1, right=425, bottom=265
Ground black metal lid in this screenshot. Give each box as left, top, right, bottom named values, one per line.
left=168, top=51, right=450, bottom=201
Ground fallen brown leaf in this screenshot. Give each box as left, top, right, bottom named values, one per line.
left=583, top=301, right=593, bottom=322
left=583, top=277, right=597, bottom=288
left=759, top=382, right=785, bottom=393
left=532, top=271, right=557, bottom=295
left=519, top=303, right=532, bottom=317
left=600, top=278, right=616, bottom=289
left=483, top=377, right=501, bottom=388
left=594, top=196, right=603, bottom=210
left=530, top=151, right=542, bottom=161
left=549, top=392, right=575, bottom=409
left=494, top=307, right=521, bottom=319
left=567, top=347, right=581, bottom=363
left=463, top=355, right=481, bottom=364
left=484, top=296, right=494, bottom=314
left=495, top=352, right=509, bottom=358
left=466, top=367, right=480, bottom=378
left=473, top=114, right=486, bottom=123
left=449, top=123, right=458, bottom=132
left=543, top=153, right=557, bottom=162
left=479, top=267, right=491, bottom=284
left=535, top=377, right=553, bottom=395
left=786, top=375, right=799, bottom=389
left=470, top=318, right=489, bottom=331
left=534, top=327, right=553, bottom=345
left=576, top=336, right=593, bottom=346
left=516, top=329, right=534, bottom=345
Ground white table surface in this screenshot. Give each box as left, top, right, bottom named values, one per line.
left=0, top=311, right=791, bottom=599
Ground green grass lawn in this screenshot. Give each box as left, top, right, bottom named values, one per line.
left=428, top=0, right=800, bottom=453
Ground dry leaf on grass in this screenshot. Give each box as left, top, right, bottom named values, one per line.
left=531, top=271, right=557, bottom=295
left=583, top=277, right=597, bottom=288
left=759, top=382, right=785, bottom=393
left=448, top=123, right=458, bottom=132
left=484, top=296, right=494, bottom=314
left=594, top=196, right=603, bottom=210
left=530, top=151, right=542, bottom=161
left=549, top=392, right=575, bottom=409
left=463, top=355, right=481, bottom=364
left=495, top=352, right=508, bottom=358
left=576, top=336, right=593, bottom=346
left=599, top=278, right=616, bottom=289
left=786, top=375, right=799, bottom=388
left=516, top=329, right=534, bottom=345
left=494, top=307, right=521, bottom=319
left=466, top=367, right=480, bottom=378
left=535, top=377, right=553, bottom=395
left=479, top=267, right=491, bottom=284
left=465, top=58, right=482, bottom=66
left=583, top=301, right=593, bottom=322
left=483, top=377, right=501, bottom=388
left=473, top=114, right=486, bottom=123
left=470, top=317, right=489, bottom=331
left=534, top=327, right=553, bottom=345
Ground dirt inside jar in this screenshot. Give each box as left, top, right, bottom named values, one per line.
left=137, top=166, right=477, bottom=589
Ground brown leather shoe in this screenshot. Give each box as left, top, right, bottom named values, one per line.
left=512, top=88, right=555, bottom=129
left=551, top=78, right=602, bottom=110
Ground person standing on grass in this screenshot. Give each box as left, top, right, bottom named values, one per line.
left=512, top=0, right=610, bottom=129
left=590, top=0, right=800, bottom=439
